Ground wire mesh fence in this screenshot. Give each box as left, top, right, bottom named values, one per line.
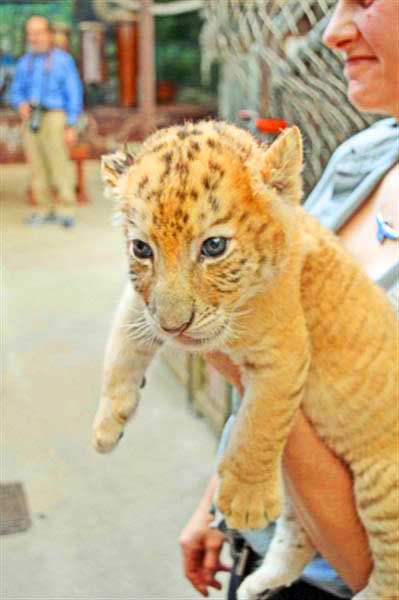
left=200, top=0, right=378, bottom=194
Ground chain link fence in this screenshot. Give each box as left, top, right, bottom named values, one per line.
left=200, top=0, right=378, bottom=193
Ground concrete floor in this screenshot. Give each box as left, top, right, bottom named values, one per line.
left=1, top=161, right=228, bottom=599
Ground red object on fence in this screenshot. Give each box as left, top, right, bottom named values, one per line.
left=255, top=118, right=288, bottom=134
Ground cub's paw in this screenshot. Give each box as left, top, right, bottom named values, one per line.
left=92, top=393, right=138, bottom=454
left=92, top=415, right=125, bottom=454
left=237, top=566, right=289, bottom=599
left=217, top=471, right=282, bottom=530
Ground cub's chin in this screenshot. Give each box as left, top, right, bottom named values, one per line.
left=171, top=332, right=225, bottom=353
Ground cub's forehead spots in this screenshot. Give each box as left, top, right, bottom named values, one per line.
left=209, top=211, right=233, bottom=228
left=176, top=160, right=189, bottom=176
left=123, top=122, right=258, bottom=234
left=138, top=174, right=149, bottom=192
left=202, top=174, right=211, bottom=190
left=190, top=140, right=201, bottom=153
left=209, top=197, right=220, bottom=213
left=162, top=151, right=173, bottom=164
left=177, top=129, right=190, bottom=140
left=208, top=159, right=224, bottom=175
left=149, top=142, right=167, bottom=154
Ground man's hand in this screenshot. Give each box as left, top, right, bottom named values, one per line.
left=64, top=126, right=77, bottom=147
left=179, top=508, right=230, bottom=596
left=18, top=102, right=31, bottom=121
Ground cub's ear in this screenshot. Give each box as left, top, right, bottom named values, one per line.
left=101, top=151, right=135, bottom=195
left=260, top=126, right=303, bottom=204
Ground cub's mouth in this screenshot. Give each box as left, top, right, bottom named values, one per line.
left=144, top=309, right=230, bottom=350
left=171, top=324, right=228, bottom=349
left=174, top=333, right=206, bottom=346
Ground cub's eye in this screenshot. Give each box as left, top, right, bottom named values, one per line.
left=131, top=239, right=153, bottom=259
left=201, top=237, right=228, bottom=258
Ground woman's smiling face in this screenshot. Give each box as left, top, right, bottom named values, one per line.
left=323, top=0, right=399, bottom=118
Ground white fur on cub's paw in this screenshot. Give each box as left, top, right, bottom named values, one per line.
left=92, top=393, right=138, bottom=453
left=237, top=567, right=291, bottom=600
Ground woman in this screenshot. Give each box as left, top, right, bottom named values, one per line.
left=179, top=1, right=398, bottom=598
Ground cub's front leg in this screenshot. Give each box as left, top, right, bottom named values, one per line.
left=92, top=283, right=160, bottom=453
left=217, top=334, right=310, bottom=530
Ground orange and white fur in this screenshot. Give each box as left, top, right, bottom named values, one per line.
left=92, top=121, right=398, bottom=599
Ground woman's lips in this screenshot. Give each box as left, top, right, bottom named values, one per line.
left=344, top=56, right=378, bottom=76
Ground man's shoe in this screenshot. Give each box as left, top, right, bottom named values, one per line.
left=58, top=215, right=76, bottom=229
left=24, top=213, right=49, bottom=227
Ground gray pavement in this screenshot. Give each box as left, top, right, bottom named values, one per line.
left=1, top=161, right=228, bottom=599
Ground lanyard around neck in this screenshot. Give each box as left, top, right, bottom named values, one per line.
left=28, top=49, right=53, bottom=72
left=28, top=50, right=53, bottom=104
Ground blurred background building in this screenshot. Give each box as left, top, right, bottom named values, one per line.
left=0, top=0, right=217, bottom=163
left=1, top=0, right=377, bottom=434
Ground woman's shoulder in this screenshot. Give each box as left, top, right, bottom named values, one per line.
left=345, top=118, right=398, bottom=157
left=321, top=118, right=398, bottom=172
left=303, top=119, right=398, bottom=231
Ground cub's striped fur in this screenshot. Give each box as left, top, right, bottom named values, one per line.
left=93, top=121, right=398, bottom=599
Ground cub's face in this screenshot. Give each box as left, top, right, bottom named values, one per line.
left=102, top=121, right=302, bottom=350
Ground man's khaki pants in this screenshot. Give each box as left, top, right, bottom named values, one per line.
left=22, top=110, right=76, bottom=217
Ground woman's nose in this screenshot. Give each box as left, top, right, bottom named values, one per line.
left=323, top=0, right=358, bottom=51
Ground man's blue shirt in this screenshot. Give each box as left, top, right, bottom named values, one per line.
left=10, top=48, right=83, bottom=126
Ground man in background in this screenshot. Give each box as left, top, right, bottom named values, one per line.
left=10, top=15, right=83, bottom=228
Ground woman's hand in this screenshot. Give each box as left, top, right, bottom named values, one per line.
left=179, top=501, right=230, bottom=595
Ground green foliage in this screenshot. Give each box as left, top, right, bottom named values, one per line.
left=156, top=43, right=201, bottom=85
left=155, top=9, right=207, bottom=88
left=155, top=8, right=201, bottom=45
left=0, top=1, right=74, bottom=57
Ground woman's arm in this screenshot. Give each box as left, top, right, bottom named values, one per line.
left=283, top=410, right=372, bottom=593
left=205, top=352, right=373, bottom=593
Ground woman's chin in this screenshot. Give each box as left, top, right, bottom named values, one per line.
left=347, top=81, right=391, bottom=116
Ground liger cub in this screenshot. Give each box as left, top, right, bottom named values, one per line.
left=92, top=121, right=398, bottom=600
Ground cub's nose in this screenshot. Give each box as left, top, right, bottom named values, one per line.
left=159, top=312, right=195, bottom=336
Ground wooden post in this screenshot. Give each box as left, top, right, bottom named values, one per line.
left=116, top=21, right=139, bottom=107
left=80, top=21, right=107, bottom=84
left=139, top=0, right=156, bottom=137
